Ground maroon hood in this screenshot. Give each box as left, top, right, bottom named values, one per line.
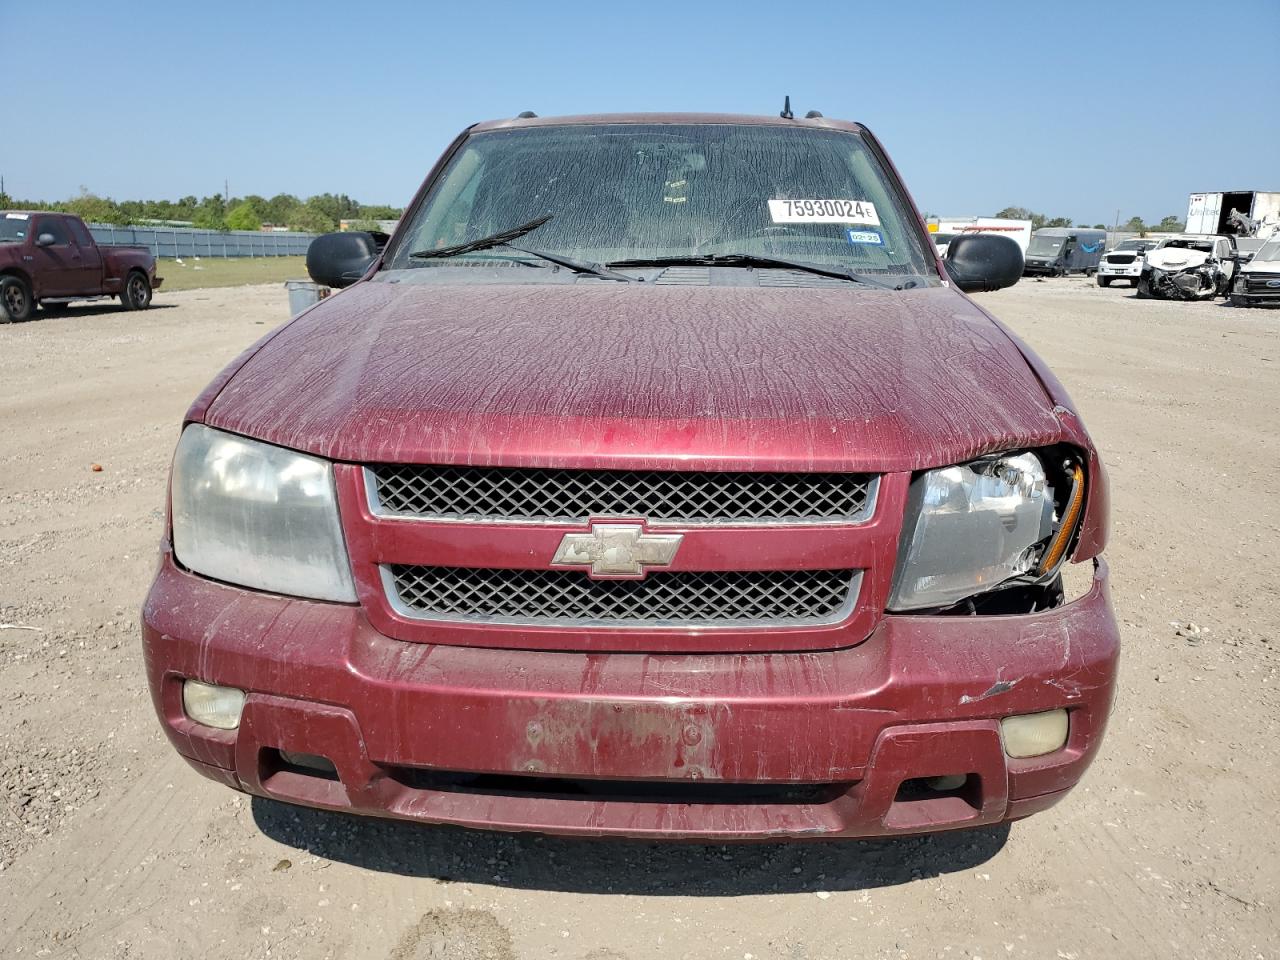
left=201, top=280, right=1064, bottom=472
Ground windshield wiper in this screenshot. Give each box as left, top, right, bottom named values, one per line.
left=409, top=215, right=633, bottom=282
left=606, top=253, right=898, bottom=289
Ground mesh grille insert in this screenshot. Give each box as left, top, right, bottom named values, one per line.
left=387, top=566, right=860, bottom=626
left=370, top=466, right=874, bottom=524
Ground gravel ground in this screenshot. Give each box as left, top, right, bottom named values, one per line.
left=0, top=279, right=1276, bottom=959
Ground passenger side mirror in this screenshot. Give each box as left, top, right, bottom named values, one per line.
left=35, top=233, right=55, bottom=247
left=944, top=234, right=1023, bottom=293
left=306, top=231, right=379, bottom=289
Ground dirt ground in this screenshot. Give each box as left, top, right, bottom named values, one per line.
left=1, top=278, right=1276, bottom=959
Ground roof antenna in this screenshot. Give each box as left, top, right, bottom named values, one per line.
left=516, top=110, right=537, bottom=119
left=779, top=95, right=793, bottom=120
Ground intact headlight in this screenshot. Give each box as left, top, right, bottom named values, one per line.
left=170, top=424, right=356, bottom=602
left=888, top=451, right=1083, bottom=611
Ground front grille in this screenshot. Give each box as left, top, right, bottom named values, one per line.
left=386, top=565, right=860, bottom=626
left=1245, top=273, right=1280, bottom=292
left=369, top=465, right=876, bottom=524
left=1106, top=254, right=1137, bottom=265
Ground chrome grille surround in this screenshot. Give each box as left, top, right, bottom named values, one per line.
left=383, top=565, right=862, bottom=628
left=366, top=466, right=877, bottom=526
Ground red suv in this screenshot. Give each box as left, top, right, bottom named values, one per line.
left=143, top=113, right=1118, bottom=840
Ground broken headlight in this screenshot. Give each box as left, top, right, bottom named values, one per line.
left=888, top=451, right=1083, bottom=611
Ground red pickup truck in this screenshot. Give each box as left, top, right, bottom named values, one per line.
left=0, top=211, right=161, bottom=321
left=144, top=112, right=1118, bottom=841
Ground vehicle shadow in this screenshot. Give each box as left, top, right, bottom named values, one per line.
left=21, top=302, right=180, bottom=321
left=251, top=797, right=1010, bottom=895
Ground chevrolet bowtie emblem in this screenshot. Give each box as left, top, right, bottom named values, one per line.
left=552, top=523, right=683, bottom=577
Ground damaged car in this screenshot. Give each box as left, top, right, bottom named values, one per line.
left=143, top=111, right=1118, bottom=841
left=1136, top=234, right=1238, bottom=300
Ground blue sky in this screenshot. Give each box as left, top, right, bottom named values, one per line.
left=9, top=0, right=1278, bottom=225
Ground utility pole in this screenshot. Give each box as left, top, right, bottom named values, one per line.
left=224, top=179, right=229, bottom=203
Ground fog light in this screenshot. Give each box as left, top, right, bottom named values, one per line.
left=182, top=679, right=246, bottom=730
left=1000, top=709, right=1069, bottom=759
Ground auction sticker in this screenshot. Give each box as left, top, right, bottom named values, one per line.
left=768, top=199, right=880, bottom=225
left=847, top=229, right=883, bottom=245
left=5, top=213, right=28, bottom=220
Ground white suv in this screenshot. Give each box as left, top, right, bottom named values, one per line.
left=1096, top=238, right=1161, bottom=287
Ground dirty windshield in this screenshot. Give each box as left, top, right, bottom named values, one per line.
left=387, top=123, right=935, bottom=282
left=0, top=215, right=30, bottom=243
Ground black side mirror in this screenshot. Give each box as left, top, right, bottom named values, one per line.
left=35, top=233, right=55, bottom=247
left=306, top=231, right=378, bottom=289
left=944, top=234, right=1024, bottom=293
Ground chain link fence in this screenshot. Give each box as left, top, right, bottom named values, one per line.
left=87, top=224, right=318, bottom=258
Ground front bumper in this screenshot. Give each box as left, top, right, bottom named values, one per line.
left=143, top=555, right=1119, bottom=840
left=1022, top=260, right=1060, bottom=276
left=1098, top=262, right=1142, bottom=278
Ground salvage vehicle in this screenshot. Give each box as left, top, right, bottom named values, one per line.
left=1136, top=234, right=1238, bottom=301
left=1229, top=234, right=1280, bottom=308
left=0, top=212, right=161, bottom=321
left=1023, top=228, right=1107, bottom=277
left=143, top=111, right=1118, bottom=841
left=1096, top=237, right=1161, bottom=287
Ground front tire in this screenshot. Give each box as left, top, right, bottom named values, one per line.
left=1, top=276, right=34, bottom=322
left=1135, top=276, right=1152, bottom=299
left=120, top=271, right=152, bottom=311
left=1097, top=276, right=1111, bottom=287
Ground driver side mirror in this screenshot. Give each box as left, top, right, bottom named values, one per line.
left=35, top=233, right=55, bottom=247
left=306, top=231, right=379, bottom=289
left=944, top=234, right=1023, bottom=293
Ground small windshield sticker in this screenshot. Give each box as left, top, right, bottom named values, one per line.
left=5, top=213, right=29, bottom=220
left=847, top=229, right=884, bottom=246
left=768, top=199, right=880, bottom=225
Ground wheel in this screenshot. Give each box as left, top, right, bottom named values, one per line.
left=1135, top=277, right=1152, bottom=299
left=120, top=271, right=152, bottom=311
left=1, top=276, right=34, bottom=322
left=1129, top=278, right=1140, bottom=287
left=1097, top=276, right=1111, bottom=287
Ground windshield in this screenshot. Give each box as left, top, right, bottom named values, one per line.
left=387, top=124, right=935, bottom=281
left=0, top=215, right=31, bottom=243
left=1116, top=239, right=1154, bottom=252
left=1250, top=238, right=1280, bottom=262
left=1027, top=235, right=1065, bottom=256
left=932, top=233, right=957, bottom=245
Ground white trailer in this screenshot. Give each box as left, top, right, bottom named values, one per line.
left=927, top=217, right=1032, bottom=257
left=1185, top=191, right=1280, bottom=238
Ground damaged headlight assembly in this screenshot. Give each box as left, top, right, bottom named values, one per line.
left=170, top=424, right=356, bottom=602
left=889, top=451, right=1084, bottom=611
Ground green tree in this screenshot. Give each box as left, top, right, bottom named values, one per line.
left=1091, top=224, right=1107, bottom=230
left=1122, top=216, right=1147, bottom=235
left=1156, top=215, right=1185, bottom=232
left=263, top=193, right=302, bottom=225
left=225, top=202, right=262, bottom=232
left=357, top=204, right=402, bottom=220
left=61, top=189, right=131, bottom=225
left=287, top=204, right=335, bottom=233
left=1043, top=216, right=1073, bottom=228
left=192, top=194, right=228, bottom=230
